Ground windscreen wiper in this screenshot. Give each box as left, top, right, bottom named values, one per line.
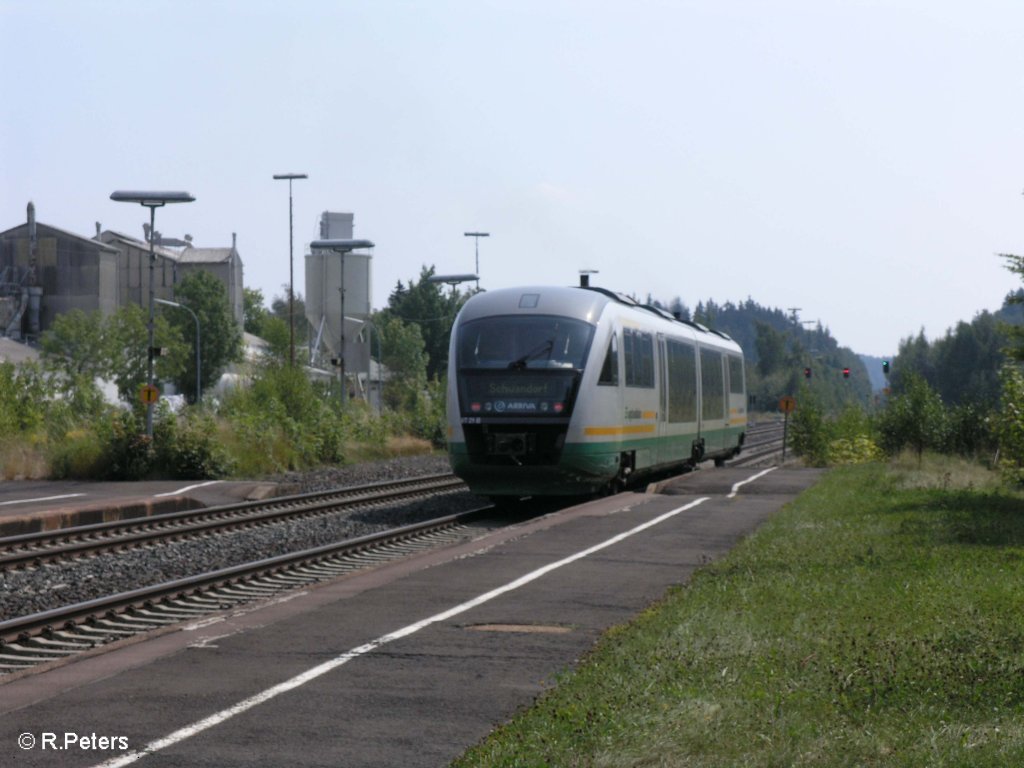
left=508, top=339, right=554, bottom=370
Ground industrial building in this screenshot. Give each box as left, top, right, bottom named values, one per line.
left=0, top=202, right=244, bottom=343
left=1, top=203, right=380, bottom=409
left=306, top=211, right=378, bottom=406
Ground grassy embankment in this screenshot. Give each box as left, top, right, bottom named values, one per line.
left=454, top=455, right=1024, bottom=767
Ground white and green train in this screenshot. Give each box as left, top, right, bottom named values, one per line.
left=445, top=282, right=747, bottom=500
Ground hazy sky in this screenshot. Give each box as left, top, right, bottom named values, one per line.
left=3, top=0, right=1023, bottom=357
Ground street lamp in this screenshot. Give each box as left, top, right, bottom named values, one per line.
left=155, top=298, right=201, bottom=405
left=110, top=190, right=195, bottom=438
left=309, top=239, right=375, bottom=405
left=427, top=273, right=479, bottom=296
left=464, top=231, right=489, bottom=290
left=272, top=173, right=308, bottom=366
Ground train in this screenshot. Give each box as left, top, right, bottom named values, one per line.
left=445, top=280, right=747, bottom=500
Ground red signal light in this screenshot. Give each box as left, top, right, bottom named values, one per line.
left=843, top=368, right=850, bottom=379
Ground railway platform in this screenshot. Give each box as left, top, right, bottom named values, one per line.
left=0, top=478, right=283, bottom=537
left=0, top=466, right=824, bottom=768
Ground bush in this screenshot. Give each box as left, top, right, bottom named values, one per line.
left=827, top=436, right=884, bottom=465
left=408, top=379, right=447, bottom=448
left=875, top=373, right=946, bottom=462
left=154, top=409, right=233, bottom=479
left=789, top=389, right=830, bottom=466
left=48, top=428, right=106, bottom=479
left=96, top=409, right=156, bottom=480
left=941, top=401, right=996, bottom=459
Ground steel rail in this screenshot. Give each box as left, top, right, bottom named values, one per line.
left=0, top=506, right=495, bottom=648
left=0, top=474, right=467, bottom=570
left=728, top=421, right=786, bottom=467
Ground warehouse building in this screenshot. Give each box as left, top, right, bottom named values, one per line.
left=0, top=202, right=244, bottom=341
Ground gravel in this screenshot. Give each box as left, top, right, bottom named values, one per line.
left=0, top=454, right=489, bottom=620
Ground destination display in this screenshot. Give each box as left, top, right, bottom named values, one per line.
left=460, top=373, right=577, bottom=418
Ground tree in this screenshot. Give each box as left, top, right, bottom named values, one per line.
left=754, top=321, right=786, bottom=377
left=39, top=305, right=184, bottom=404
left=381, top=266, right=470, bottom=380
left=876, top=373, right=946, bottom=463
left=164, top=272, right=243, bottom=401
left=40, top=309, right=110, bottom=380
left=106, top=303, right=186, bottom=402
left=375, top=311, right=429, bottom=411
left=270, top=287, right=308, bottom=347
left=1001, top=254, right=1024, bottom=360
left=996, top=363, right=1024, bottom=484
left=257, top=315, right=291, bottom=363
left=243, top=287, right=270, bottom=335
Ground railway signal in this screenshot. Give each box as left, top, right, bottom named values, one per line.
left=803, top=367, right=812, bottom=379
left=843, top=367, right=850, bottom=379
left=882, top=360, right=890, bottom=375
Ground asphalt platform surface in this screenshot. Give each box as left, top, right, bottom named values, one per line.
left=0, top=466, right=824, bottom=768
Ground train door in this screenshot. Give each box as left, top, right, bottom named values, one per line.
left=664, top=336, right=699, bottom=465
left=656, top=334, right=670, bottom=465
left=726, top=354, right=747, bottom=440
left=698, top=346, right=728, bottom=455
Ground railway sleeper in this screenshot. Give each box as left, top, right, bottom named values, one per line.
left=0, top=658, right=37, bottom=669
left=0, top=642, right=72, bottom=658
left=24, top=636, right=92, bottom=651
left=130, top=609, right=208, bottom=623
left=47, top=629, right=100, bottom=645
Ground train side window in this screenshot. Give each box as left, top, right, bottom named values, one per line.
left=728, top=355, right=745, bottom=394
left=624, top=329, right=654, bottom=388
left=700, top=348, right=725, bottom=419
left=598, top=333, right=619, bottom=385
left=666, top=339, right=697, bottom=422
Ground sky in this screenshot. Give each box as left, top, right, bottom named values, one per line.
left=3, top=0, right=1024, bottom=358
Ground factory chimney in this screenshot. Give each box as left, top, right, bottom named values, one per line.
left=25, top=202, right=42, bottom=335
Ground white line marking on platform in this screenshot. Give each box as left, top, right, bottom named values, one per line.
left=0, top=493, right=86, bottom=507
left=153, top=481, right=223, bottom=498
left=728, top=467, right=778, bottom=498
left=92, top=495, right=714, bottom=766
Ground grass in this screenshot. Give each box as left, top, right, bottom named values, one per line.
left=452, top=456, right=1024, bottom=767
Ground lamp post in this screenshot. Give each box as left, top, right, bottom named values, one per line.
left=272, top=173, right=308, bottom=367
left=156, top=298, right=201, bottom=404
left=309, top=239, right=375, bottom=406
left=463, top=231, right=489, bottom=290
left=110, top=190, right=195, bottom=438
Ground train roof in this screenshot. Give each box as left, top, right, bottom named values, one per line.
left=456, top=285, right=739, bottom=350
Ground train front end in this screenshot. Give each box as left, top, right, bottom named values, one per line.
left=446, top=287, right=605, bottom=498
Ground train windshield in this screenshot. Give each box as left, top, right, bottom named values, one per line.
left=456, top=315, right=595, bottom=418
left=456, top=315, right=594, bottom=370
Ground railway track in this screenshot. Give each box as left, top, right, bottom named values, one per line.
left=0, top=423, right=790, bottom=676
left=727, top=420, right=787, bottom=467
left=0, top=473, right=468, bottom=571
left=0, top=505, right=503, bottom=674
